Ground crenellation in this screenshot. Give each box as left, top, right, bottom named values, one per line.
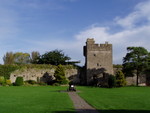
left=84, top=38, right=113, bottom=85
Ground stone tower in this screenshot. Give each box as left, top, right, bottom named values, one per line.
left=84, top=38, right=113, bottom=85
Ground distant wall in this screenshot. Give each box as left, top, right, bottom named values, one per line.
left=126, top=75, right=146, bottom=86
left=10, top=67, right=80, bottom=84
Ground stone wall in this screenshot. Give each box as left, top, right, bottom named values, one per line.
left=10, top=67, right=80, bottom=84
left=126, top=75, right=146, bottom=86
left=84, top=38, right=113, bottom=85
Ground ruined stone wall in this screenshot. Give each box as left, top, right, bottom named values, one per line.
left=84, top=38, right=113, bottom=85
left=10, top=67, right=80, bottom=84
left=126, top=75, right=146, bottom=86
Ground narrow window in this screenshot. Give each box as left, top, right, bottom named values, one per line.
left=97, top=63, right=99, bottom=66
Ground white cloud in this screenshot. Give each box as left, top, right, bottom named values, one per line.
left=115, top=0, right=150, bottom=29
left=1, top=0, right=150, bottom=66
left=74, top=0, right=150, bottom=65
left=13, top=0, right=150, bottom=66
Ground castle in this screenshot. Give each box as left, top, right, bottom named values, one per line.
left=9, top=38, right=114, bottom=86
left=83, top=38, right=113, bottom=85
left=9, top=38, right=146, bottom=86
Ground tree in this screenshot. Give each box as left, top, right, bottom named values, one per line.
left=30, top=51, right=40, bottom=64
left=3, top=52, right=14, bottom=64
left=14, top=52, right=30, bottom=64
left=38, top=50, right=71, bottom=65
left=3, top=52, right=31, bottom=64
left=116, top=70, right=126, bottom=87
left=108, top=75, right=116, bottom=88
left=123, top=47, right=149, bottom=86
left=54, top=64, right=68, bottom=84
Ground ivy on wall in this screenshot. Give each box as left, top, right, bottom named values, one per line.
left=0, top=65, right=21, bottom=79
left=0, top=64, right=77, bottom=79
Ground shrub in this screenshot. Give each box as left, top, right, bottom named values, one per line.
left=38, top=82, right=47, bottom=86
left=0, top=65, right=20, bottom=79
left=54, top=64, right=68, bottom=84
left=116, top=70, right=126, bottom=87
left=6, top=79, right=11, bottom=86
left=0, top=76, right=5, bottom=86
left=108, top=75, right=116, bottom=88
left=52, top=83, right=60, bottom=86
left=60, top=79, right=69, bottom=85
left=15, top=77, right=24, bottom=86
left=26, top=80, right=37, bottom=85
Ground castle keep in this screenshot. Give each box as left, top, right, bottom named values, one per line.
left=84, top=38, right=113, bottom=85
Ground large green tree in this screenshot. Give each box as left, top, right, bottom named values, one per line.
left=123, top=47, right=149, bottom=86
left=38, top=50, right=71, bottom=65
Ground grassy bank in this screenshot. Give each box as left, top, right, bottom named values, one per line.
left=77, top=86, right=150, bottom=113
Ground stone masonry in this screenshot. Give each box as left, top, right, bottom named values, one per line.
left=84, top=38, right=113, bottom=85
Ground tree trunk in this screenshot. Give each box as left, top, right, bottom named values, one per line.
left=136, top=70, right=140, bottom=86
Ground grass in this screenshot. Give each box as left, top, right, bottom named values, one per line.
left=0, top=86, right=75, bottom=113
left=77, top=86, right=150, bottom=113
left=1, top=86, right=150, bottom=113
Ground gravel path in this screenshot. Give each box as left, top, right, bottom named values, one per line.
left=68, top=92, right=100, bottom=113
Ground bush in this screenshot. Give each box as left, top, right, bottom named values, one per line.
left=54, top=64, right=68, bottom=84
left=60, top=79, right=69, bottom=85
left=0, top=65, right=20, bottom=79
left=15, top=77, right=24, bottom=86
left=52, top=83, right=60, bottom=86
left=108, top=75, right=116, bottom=88
left=116, top=70, right=126, bottom=87
left=0, top=76, right=5, bottom=86
left=25, top=80, right=37, bottom=85
left=38, top=82, right=47, bottom=86
left=6, top=79, right=11, bottom=86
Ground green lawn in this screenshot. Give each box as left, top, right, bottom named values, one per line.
left=0, top=86, right=75, bottom=113
left=1, top=86, right=150, bottom=113
left=77, top=86, right=150, bottom=113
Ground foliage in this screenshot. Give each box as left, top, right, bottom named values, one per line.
left=123, top=47, right=150, bottom=86
left=3, top=52, right=30, bottom=65
left=38, top=50, right=71, bottom=65
left=3, top=52, right=14, bottom=65
left=25, top=80, right=37, bottom=85
left=30, top=51, right=40, bottom=64
left=113, top=64, right=123, bottom=68
left=15, top=77, right=24, bottom=86
left=108, top=75, right=116, bottom=88
left=38, top=82, right=47, bottom=86
left=0, top=64, right=73, bottom=79
left=0, top=65, right=20, bottom=79
left=54, top=64, right=68, bottom=84
left=116, top=70, right=126, bottom=87
left=52, top=83, right=60, bottom=86
left=14, top=52, right=30, bottom=64
left=0, top=76, right=5, bottom=85
left=6, top=80, right=11, bottom=86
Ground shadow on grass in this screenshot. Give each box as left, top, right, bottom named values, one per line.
left=52, top=109, right=150, bottom=113
left=99, top=110, right=150, bottom=113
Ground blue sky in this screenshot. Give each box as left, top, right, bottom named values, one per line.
left=0, top=0, right=150, bottom=65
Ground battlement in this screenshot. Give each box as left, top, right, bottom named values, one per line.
left=86, top=38, right=112, bottom=51
left=84, top=38, right=113, bottom=85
